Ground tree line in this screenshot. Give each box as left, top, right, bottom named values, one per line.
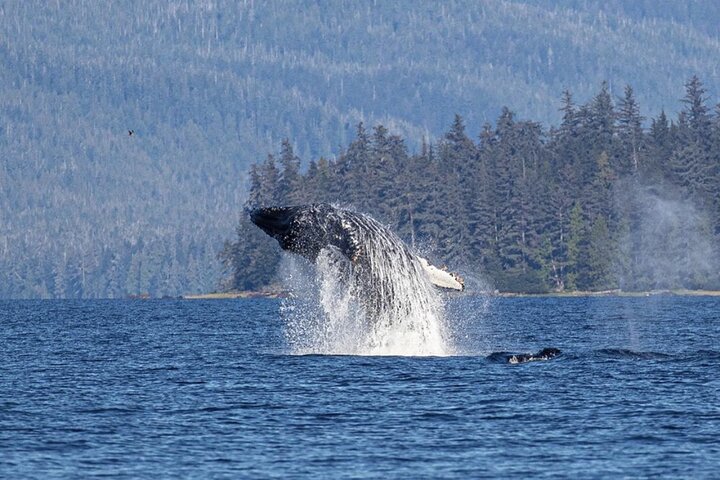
left=4, top=1, right=720, bottom=298
left=222, top=77, right=720, bottom=293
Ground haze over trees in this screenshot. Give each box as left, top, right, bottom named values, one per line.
left=2, top=1, right=720, bottom=297
left=224, top=77, right=720, bottom=293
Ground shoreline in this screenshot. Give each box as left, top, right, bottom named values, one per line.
left=494, top=289, right=720, bottom=298
left=181, top=289, right=720, bottom=300
left=182, top=291, right=286, bottom=299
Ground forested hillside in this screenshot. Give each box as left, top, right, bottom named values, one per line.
left=223, top=77, right=720, bottom=293
left=2, top=1, right=720, bottom=297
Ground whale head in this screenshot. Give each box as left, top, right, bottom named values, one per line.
left=250, top=204, right=343, bottom=260
left=250, top=206, right=300, bottom=240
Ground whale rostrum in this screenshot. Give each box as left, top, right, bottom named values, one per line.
left=250, top=204, right=464, bottom=292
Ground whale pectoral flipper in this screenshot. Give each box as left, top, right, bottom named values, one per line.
left=417, top=257, right=464, bottom=291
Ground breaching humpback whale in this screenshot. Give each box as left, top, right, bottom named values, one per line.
left=250, top=204, right=464, bottom=299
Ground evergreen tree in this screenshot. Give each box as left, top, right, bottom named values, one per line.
left=434, top=114, right=475, bottom=265
left=565, top=202, right=586, bottom=291
left=617, top=84, right=644, bottom=175
left=259, top=155, right=281, bottom=205
left=682, top=75, right=712, bottom=146
left=646, top=110, right=672, bottom=182
left=334, top=123, right=371, bottom=207
left=589, top=81, right=615, bottom=151
left=586, top=216, right=615, bottom=290
left=277, top=139, right=302, bottom=204
left=559, top=89, right=578, bottom=136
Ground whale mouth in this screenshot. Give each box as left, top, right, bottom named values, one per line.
left=250, top=206, right=300, bottom=239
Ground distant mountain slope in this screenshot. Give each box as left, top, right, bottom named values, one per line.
left=1, top=0, right=719, bottom=297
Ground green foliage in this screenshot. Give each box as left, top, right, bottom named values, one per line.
left=225, top=78, right=720, bottom=293
left=4, top=1, right=720, bottom=297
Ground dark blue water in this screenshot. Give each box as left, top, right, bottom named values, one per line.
left=2, top=297, right=719, bottom=478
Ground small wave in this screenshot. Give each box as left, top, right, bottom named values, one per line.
left=594, top=348, right=673, bottom=360
left=75, top=407, right=136, bottom=415
left=167, top=405, right=249, bottom=415
left=174, top=378, right=206, bottom=385
left=691, top=349, right=720, bottom=361
left=137, top=365, right=180, bottom=372
left=412, top=411, right=461, bottom=421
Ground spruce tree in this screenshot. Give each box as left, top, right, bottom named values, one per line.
left=278, top=139, right=302, bottom=204
left=586, top=216, right=615, bottom=290
left=646, top=110, right=672, bottom=182
left=617, top=84, right=644, bottom=175
left=565, top=202, right=586, bottom=290
left=434, top=114, right=475, bottom=265
left=682, top=75, right=712, bottom=146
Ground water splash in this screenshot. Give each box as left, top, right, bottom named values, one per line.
left=278, top=221, right=452, bottom=356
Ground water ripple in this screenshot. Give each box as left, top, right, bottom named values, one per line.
left=1, top=298, right=719, bottom=478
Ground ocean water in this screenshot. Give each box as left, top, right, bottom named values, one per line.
left=1, top=297, right=719, bottom=478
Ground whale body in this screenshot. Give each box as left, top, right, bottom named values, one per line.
left=487, top=348, right=562, bottom=364
left=250, top=204, right=464, bottom=293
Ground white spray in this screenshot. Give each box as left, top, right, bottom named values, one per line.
left=278, top=223, right=452, bottom=356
